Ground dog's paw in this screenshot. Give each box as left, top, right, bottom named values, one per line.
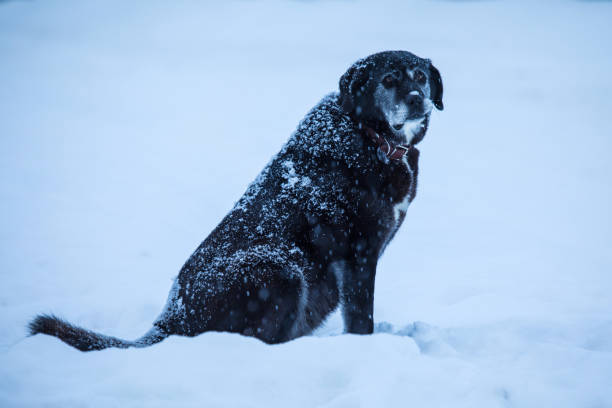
left=375, top=321, right=459, bottom=357
left=374, top=321, right=396, bottom=333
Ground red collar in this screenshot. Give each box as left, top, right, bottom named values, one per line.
left=364, top=127, right=413, bottom=161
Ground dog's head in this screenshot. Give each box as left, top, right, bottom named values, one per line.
left=339, top=51, right=443, bottom=145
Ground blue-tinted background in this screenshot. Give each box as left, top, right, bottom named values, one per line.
left=1, top=0, right=611, bottom=406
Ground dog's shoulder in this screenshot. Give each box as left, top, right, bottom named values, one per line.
left=229, top=94, right=371, bottom=218
left=286, top=93, right=374, bottom=170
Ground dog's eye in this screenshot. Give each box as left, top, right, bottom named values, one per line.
left=382, top=75, right=395, bottom=89
left=414, top=70, right=426, bottom=85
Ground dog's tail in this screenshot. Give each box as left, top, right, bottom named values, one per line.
left=28, top=314, right=168, bottom=352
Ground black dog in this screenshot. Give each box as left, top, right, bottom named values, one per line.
left=29, top=51, right=443, bottom=351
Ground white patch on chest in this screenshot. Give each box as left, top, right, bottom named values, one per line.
left=380, top=156, right=414, bottom=256
left=393, top=193, right=411, bottom=226
left=393, top=155, right=414, bottom=226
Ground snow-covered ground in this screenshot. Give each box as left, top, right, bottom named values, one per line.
left=1, top=0, right=611, bottom=406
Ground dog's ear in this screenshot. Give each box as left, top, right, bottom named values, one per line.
left=339, top=61, right=371, bottom=114
left=429, top=62, right=444, bottom=111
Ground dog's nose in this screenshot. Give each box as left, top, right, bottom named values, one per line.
left=407, top=94, right=423, bottom=109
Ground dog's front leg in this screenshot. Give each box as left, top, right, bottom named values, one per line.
left=341, top=261, right=376, bottom=334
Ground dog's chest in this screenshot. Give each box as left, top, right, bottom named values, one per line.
left=389, top=160, right=413, bottom=225
left=381, top=155, right=416, bottom=231
left=349, top=149, right=418, bottom=255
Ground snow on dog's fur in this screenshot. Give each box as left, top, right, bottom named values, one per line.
left=29, top=51, right=443, bottom=351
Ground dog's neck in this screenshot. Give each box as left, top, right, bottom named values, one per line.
left=353, top=116, right=428, bottom=161
left=363, top=126, right=413, bottom=161
left=357, top=117, right=393, bottom=139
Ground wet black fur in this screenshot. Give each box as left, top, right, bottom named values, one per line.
left=29, top=51, right=443, bottom=351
